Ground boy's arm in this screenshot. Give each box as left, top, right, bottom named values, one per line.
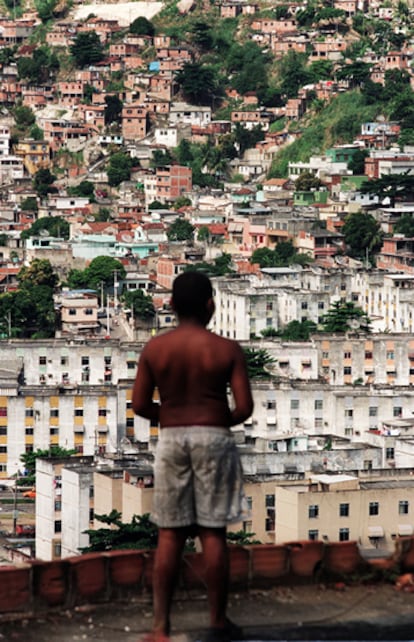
left=229, top=343, right=254, bottom=426
left=132, top=348, right=159, bottom=425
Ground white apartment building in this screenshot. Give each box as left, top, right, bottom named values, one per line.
left=36, top=456, right=94, bottom=561
left=0, top=339, right=152, bottom=477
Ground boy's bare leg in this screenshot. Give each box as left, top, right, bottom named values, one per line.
left=152, top=527, right=188, bottom=635
left=198, top=526, right=229, bottom=629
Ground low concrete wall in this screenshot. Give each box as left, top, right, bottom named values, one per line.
left=1, top=538, right=414, bottom=619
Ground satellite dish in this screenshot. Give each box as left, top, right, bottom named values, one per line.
left=86, top=215, right=95, bottom=222
left=348, top=318, right=360, bottom=330
left=39, top=229, right=49, bottom=236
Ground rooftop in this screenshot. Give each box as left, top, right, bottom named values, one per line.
left=1, top=539, right=414, bottom=641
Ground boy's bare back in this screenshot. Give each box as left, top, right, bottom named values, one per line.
left=132, top=323, right=253, bottom=429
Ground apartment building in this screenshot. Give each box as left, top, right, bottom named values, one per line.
left=275, top=473, right=414, bottom=551
left=36, top=455, right=94, bottom=560
left=0, top=339, right=153, bottom=478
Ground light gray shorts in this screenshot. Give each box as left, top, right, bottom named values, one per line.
left=151, top=426, right=246, bottom=529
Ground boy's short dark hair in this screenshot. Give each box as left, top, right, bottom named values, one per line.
left=172, top=271, right=213, bottom=320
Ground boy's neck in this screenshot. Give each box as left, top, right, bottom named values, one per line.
left=177, top=316, right=208, bottom=328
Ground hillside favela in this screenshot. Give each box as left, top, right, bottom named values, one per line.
left=3, top=0, right=414, bottom=632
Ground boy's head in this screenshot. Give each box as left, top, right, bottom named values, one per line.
left=171, top=271, right=214, bottom=324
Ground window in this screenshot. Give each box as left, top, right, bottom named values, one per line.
left=339, top=528, right=349, bottom=541
left=308, top=529, right=319, bottom=540
left=50, top=427, right=59, bottom=435
left=265, top=494, right=275, bottom=508
left=369, top=501, right=379, bottom=516
left=246, top=496, right=253, bottom=511
left=54, top=500, right=61, bottom=511
left=267, top=400, right=276, bottom=410
left=322, top=352, right=329, bottom=359
left=318, top=302, right=324, bottom=309
left=243, top=520, right=253, bottom=533
left=61, top=356, right=68, bottom=366
left=399, top=500, right=409, bottom=515
left=393, top=407, right=402, bottom=418
left=309, top=505, right=319, bottom=518
left=291, top=399, right=299, bottom=410
left=343, top=366, right=352, bottom=375
left=98, top=408, right=107, bottom=417
left=127, top=360, right=136, bottom=370
left=365, top=351, right=373, bottom=359
left=369, top=406, right=378, bottom=417
left=386, top=351, right=394, bottom=359
left=344, top=351, right=351, bottom=359
left=301, top=302, right=308, bottom=310
left=126, top=417, right=134, bottom=427
left=68, top=308, right=76, bottom=316
left=0, top=407, right=7, bottom=417
left=81, top=356, right=89, bottom=366
left=364, top=460, right=373, bottom=470
left=386, top=447, right=395, bottom=460
left=74, top=408, right=83, bottom=417
left=89, top=508, right=94, bottom=522
left=50, top=409, right=59, bottom=418
left=0, top=427, right=6, bottom=435
left=39, top=356, right=47, bottom=365
left=25, top=408, right=34, bottom=417
left=104, top=356, right=111, bottom=366
left=339, top=503, right=349, bottom=517
left=84, top=308, right=93, bottom=315
left=314, top=399, right=323, bottom=410
left=345, top=409, right=353, bottom=419
left=54, top=520, right=62, bottom=533
left=54, top=542, right=62, bottom=557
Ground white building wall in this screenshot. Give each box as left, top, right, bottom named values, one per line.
left=61, top=467, right=92, bottom=558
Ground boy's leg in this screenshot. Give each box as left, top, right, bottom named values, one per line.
left=152, top=527, right=188, bottom=635
left=198, top=526, right=229, bottom=629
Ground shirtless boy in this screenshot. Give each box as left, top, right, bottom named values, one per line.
left=132, top=271, right=253, bottom=642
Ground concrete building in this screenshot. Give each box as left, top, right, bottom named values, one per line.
left=275, top=473, right=414, bottom=552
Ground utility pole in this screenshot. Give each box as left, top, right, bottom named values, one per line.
left=113, top=270, right=119, bottom=310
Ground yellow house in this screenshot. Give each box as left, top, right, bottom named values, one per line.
left=14, top=138, right=51, bottom=176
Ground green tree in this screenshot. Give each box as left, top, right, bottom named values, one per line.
left=360, top=174, right=414, bottom=207
left=250, top=241, right=299, bottom=268
left=13, top=105, right=35, bottom=129
left=34, top=0, right=58, bottom=21
left=348, top=149, right=369, bottom=174
left=70, top=32, right=104, bottom=68
left=173, top=196, right=191, bottom=210
left=123, top=289, right=155, bottom=320
left=18, top=258, right=58, bottom=288
left=167, top=218, right=195, bottom=242
left=175, top=62, right=218, bottom=107
left=150, top=149, right=174, bottom=168
left=19, top=446, right=76, bottom=487
left=20, top=197, right=38, bottom=212
left=394, top=213, right=414, bottom=237
left=68, top=180, right=95, bottom=199
left=342, top=211, right=384, bottom=261
left=21, top=216, right=70, bottom=241
left=107, top=152, right=133, bottom=187
left=81, top=511, right=159, bottom=552
left=129, top=16, right=155, bottom=36
left=295, top=171, right=323, bottom=191
left=67, top=256, right=126, bottom=292
left=243, top=347, right=275, bottom=378
left=276, top=51, right=311, bottom=98
left=104, top=95, right=123, bottom=126
left=278, top=319, right=317, bottom=341
left=320, top=300, right=371, bottom=333
left=33, top=168, right=57, bottom=198
left=233, top=123, right=264, bottom=155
